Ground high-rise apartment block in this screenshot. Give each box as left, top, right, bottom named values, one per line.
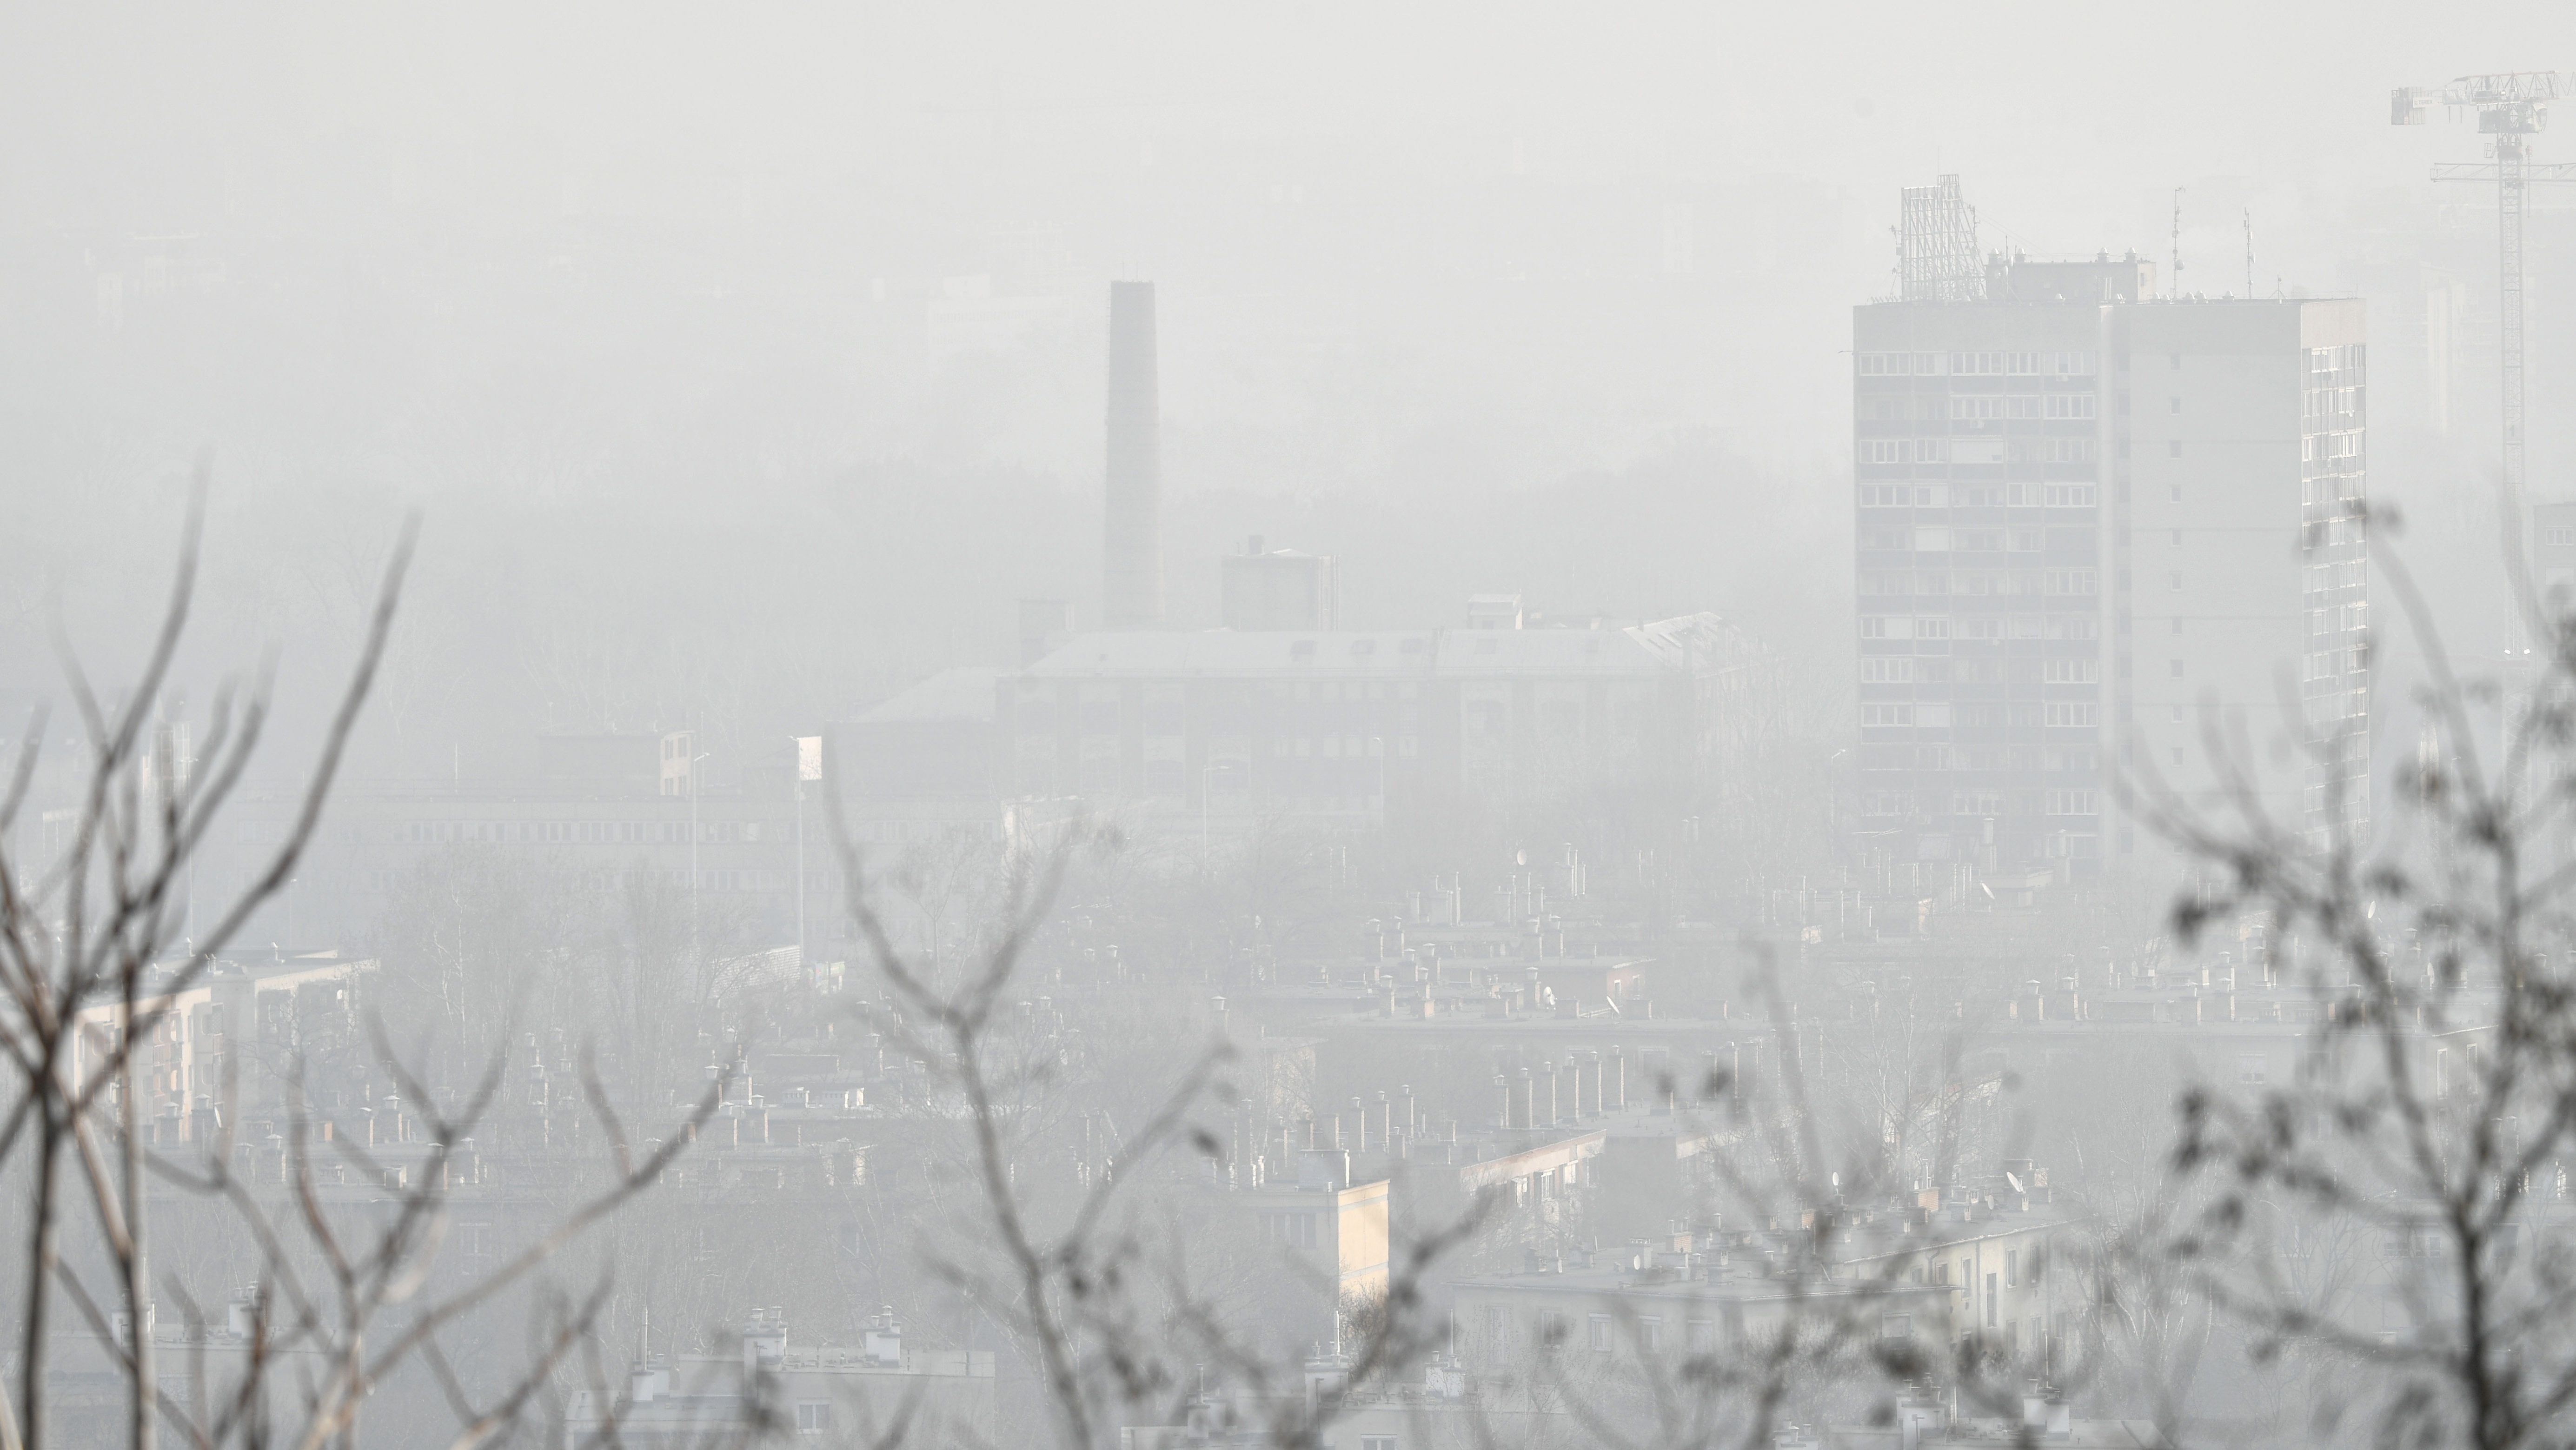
left=1853, top=251, right=2369, bottom=879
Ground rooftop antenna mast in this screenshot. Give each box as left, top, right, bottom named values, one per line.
left=2169, top=188, right=2184, bottom=299
left=2242, top=207, right=2254, bottom=298
left=2393, top=72, right=2576, bottom=670
left=1898, top=174, right=1983, bottom=302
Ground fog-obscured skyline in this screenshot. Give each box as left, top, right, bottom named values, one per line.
left=15, top=13, right=2576, bottom=1450
left=2, top=0, right=2566, bottom=778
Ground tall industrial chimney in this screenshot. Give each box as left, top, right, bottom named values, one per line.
left=1103, top=280, right=1162, bottom=629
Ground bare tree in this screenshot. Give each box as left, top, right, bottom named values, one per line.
left=0, top=491, right=730, bottom=1450
left=821, top=778, right=1481, bottom=1450
left=2140, top=529, right=2576, bottom=1450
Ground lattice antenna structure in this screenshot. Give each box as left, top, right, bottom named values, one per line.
left=2243, top=207, right=2254, bottom=298
left=2169, top=188, right=2184, bottom=299
left=1898, top=174, right=1983, bottom=303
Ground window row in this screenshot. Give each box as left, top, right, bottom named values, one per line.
left=1945, top=395, right=2097, bottom=420
left=1861, top=702, right=2099, bottom=729
left=1857, top=570, right=2098, bottom=597
left=1857, top=351, right=2097, bottom=377
left=1859, top=658, right=2099, bottom=684
left=1859, top=437, right=2098, bottom=465
left=1861, top=525, right=2094, bottom=553
left=2304, top=385, right=2364, bottom=423
left=1864, top=614, right=2099, bottom=642
left=1256, top=1210, right=1322, bottom=1247
left=1859, top=483, right=2098, bottom=508
left=2306, top=343, right=2366, bottom=382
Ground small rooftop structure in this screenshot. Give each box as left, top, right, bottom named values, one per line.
left=560, top=1308, right=993, bottom=1450
left=1220, top=537, right=1338, bottom=632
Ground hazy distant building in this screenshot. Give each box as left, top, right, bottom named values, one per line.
left=205, top=735, right=838, bottom=948
left=1853, top=249, right=2368, bottom=878
left=834, top=605, right=1769, bottom=834
left=998, top=610, right=1766, bottom=825
left=1220, top=537, right=1338, bottom=631
left=68, top=952, right=370, bottom=1133
left=2535, top=499, right=2576, bottom=603
left=1235, top=1160, right=1390, bottom=1343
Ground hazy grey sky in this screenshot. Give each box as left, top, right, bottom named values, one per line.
left=2, top=3, right=2551, bottom=235
left=0, top=0, right=2564, bottom=769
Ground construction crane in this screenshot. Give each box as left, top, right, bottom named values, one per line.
left=2392, top=72, right=2576, bottom=670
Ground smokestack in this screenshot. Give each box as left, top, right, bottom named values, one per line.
left=1104, top=280, right=1162, bottom=629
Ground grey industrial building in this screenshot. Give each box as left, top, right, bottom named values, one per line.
left=833, top=608, right=1769, bottom=832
